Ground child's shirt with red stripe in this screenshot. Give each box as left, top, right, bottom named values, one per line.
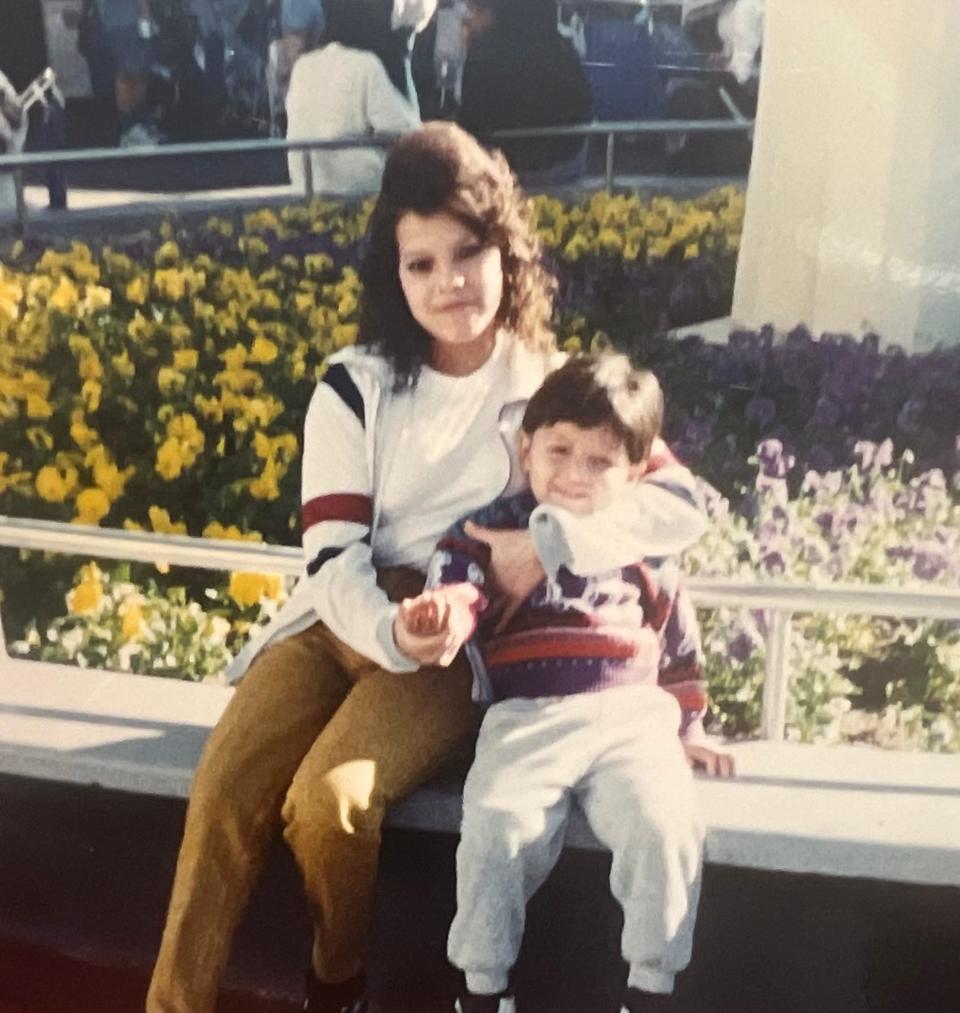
left=426, top=487, right=708, bottom=740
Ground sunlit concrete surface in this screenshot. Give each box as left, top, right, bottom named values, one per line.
left=2, top=656, right=958, bottom=886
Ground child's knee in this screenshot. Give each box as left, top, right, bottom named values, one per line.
left=460, top=805, right=550, bottom=861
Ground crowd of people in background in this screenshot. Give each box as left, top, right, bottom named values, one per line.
left=0, top=0, right=764, bottom=204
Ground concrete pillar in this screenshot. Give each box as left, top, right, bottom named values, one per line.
left=732, top=0, right=960, bottom=351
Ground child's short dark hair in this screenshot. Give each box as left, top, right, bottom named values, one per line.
left=521, top=354, right=663, bottom=464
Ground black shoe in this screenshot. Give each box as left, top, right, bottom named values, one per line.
left=455, top=990, right=515, bottom=1013
left=303, top=968, right=368, bottom=1012
left=621, top=987, right=676, bottom=1012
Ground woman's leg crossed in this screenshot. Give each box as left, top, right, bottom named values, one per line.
left=147, top=623, right=352, bottom=1013
left=281, top=650, right=479, bottom=986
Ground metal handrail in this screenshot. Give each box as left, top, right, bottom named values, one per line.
left=0, top=119, right=752, bottom=172
left=0, top=132, right=401, bottom=172
left=0, top=116, right=754, bottom=232
left=1, top=515, right=957, bottom=741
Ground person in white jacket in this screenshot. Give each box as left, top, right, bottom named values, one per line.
left=0, top=69, right=27, bottom=216
left=286, top=0, right=421, bottom=196
left=147, top=122, right=707, bottom=1013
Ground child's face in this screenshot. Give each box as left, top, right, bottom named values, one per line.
left=519, top=422, right=640, bottom=516
left=396, top=211, right=504, bottom=375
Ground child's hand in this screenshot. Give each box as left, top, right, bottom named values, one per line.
left=683, top=742, right=735, bottom=778
left=464, top=522, right=544, bottom=632
left=400, top=594, right=448, bottom=638
left=393, top=585, right=484, bottom=667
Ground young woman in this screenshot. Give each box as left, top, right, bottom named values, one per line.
left=146, top=121, right=705, bottom=1013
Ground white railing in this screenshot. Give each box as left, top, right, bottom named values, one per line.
left=2, top=515, right=958, bottom=742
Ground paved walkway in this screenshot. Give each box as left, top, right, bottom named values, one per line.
left=0, top=937, right=298, bottom=1013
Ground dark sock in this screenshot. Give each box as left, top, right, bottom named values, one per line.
left=305, top=968, right=366, bottom=1007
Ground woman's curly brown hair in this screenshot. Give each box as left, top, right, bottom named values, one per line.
left=359, top=122, right=557, bottom=388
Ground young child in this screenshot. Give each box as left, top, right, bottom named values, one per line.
left=395, top=353, right=734, bottom=1013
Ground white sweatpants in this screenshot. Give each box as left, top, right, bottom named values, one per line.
left=447, top=685, right=704, bottom=997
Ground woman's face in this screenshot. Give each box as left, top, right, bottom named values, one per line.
left=396, top=210, right=505, bottom=375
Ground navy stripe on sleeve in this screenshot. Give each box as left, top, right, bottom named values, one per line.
left=305, top=533, right=370, bottom=576
left=323, top=363, right=365, bottom=427
left=649, top=475, right=702, bottom=512
left=307, top=546, right=344, bottom=576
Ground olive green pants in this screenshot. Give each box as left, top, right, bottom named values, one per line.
left=146, top=569, right=477, bottom=1012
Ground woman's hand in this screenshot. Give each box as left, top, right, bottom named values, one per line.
left=464, top=521, right=545, bottom=631
left=682, top=742, right=736, bottom=778
left=393, top=585, right=483, bottom=667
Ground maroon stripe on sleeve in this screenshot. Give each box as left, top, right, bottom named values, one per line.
left=302, top=494, right=372, bottom=532
left=643, top=441, right=679, bottom=474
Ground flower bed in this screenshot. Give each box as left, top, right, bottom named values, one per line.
left=1, top=189, right=957, bottom=749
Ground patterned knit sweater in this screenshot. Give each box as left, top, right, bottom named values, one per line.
left=426, top=488, right=708, bottom=739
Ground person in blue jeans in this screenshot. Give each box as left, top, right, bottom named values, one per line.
left=81, top=0, right=161, bottom=145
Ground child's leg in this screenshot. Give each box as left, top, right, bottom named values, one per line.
left=577, top=688, right=704, bottom=996
left=447, top=699, right=578, bottom=997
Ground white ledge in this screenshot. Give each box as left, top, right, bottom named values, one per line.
left=1, top=657, right=958, bottom=887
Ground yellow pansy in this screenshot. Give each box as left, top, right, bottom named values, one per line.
left=228, top=571, right=282, bottom=608
left=154, top=240, right=181, bottom=265
left=238, top=395, right=283, bottom=429
left=48, top=275, right=80, bottom=314
left=215, top=367, right=263, bottom=394
left=87, top=446, right=135, bottom=501
left=596, top=228, right=623, bottom=254
left=79, top=284, right=112, bottom=315
left=241, top=236, right=270, bottom=258
left=203, top=521, right=263, bottom=542
left=157, top=367, right=187, bottom=395
left=249, top=336, right=278, bottom=364
left=148, top=506, right=187, bottom=535
left=194, top=394, right=224, bottom=423
left=36, top=463, right=79, bottom=502
left=125, top=275, right=148, bottom=305
left=332, top=323, right=358, bottom=349
left=81, top=379, right=102, bottom=412
left=249, top=458, right=281, bottom=500
left=256, top=288, right=281, bottom=312
left=78, top=353, right=103, bottom=381
left=244, top=208, right=279, bottom=233
left=73, top=487, right=111, bottom=525
left=26, top=395, right=53, bottom=419
left=304, top=253, right=334, bottom=276
left=119, top=598, right=146, bottom=641
left=155, top=439, right=185, bottom=480
left=70, top=412, right=99, bottom=450
left=220, top=344, right=248, bottom=370
left=648, top=237, right=675, bottom=260
left=0, top=269, right=23, bottom=322
left=172, top=348, right=199, bottom=371
left=128, top=311, right=155, bottom=342
left=67, top=562, right=104, bottom=615
left=111, top=350, right=136, bottom=378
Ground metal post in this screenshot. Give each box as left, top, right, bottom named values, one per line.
left=302, top=148, right=314, bottom=200
left=761, top=609, right=792, bottom=741
left=13, top=169, right=26, bottom=236
left=604, top=132, right=616, bottom=191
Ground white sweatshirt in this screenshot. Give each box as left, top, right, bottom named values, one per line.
left=286, top=42, right=420, bottom=196
left=226, top=336, right=706, bottom=682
